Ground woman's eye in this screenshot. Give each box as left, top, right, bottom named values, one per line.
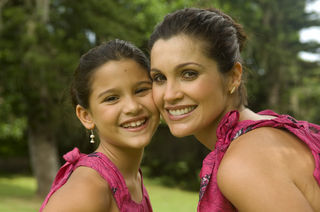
left=152, top=73, right=166, bottom=84
left=103, top=96, right=119, bottom=103
left=182, top=70, right=198, bottom=80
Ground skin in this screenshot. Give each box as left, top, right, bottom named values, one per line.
left=43, top=59, right=159, bottom=212
left=150, top=34, right=320, bottom=211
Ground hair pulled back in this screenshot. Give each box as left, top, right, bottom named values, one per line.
left=149, top=8, right=248, bottom=106
left=71, top=39, right=149, bottom=109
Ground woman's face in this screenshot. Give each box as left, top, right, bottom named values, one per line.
left=150, top=35, right=232, bottom=138
left=87, top=59, right=159, bottom=149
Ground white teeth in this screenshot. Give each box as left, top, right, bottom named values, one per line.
left=122, top=119, right=146, bottom=128
left=168, top=106, right=195, bottom=116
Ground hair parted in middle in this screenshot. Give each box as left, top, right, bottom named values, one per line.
left=70, top=39, right=150, bottom=109
left=149, top=8, right=248, bottom=106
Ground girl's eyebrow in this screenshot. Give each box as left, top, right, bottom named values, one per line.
left=98, top=88, right=116, bottom=98
left=137, top=81, right=152, bottom=86
left=97, top=81, right=152, bottom=98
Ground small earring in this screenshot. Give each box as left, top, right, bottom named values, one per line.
left=230, top=87, right=236, bottom=94
left=90, top=129, right=95, bottom=144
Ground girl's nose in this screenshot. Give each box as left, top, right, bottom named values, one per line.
left=123, top=96, right=142, bottom=115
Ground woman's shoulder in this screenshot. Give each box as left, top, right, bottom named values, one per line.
left=43, top=166, right=113, bottom=212
left=220, top=126, right=313, bottom=175
left=217, top=127, right=316, bottom=211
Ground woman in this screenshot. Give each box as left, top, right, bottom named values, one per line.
left=149, top=8, right=320, bottom=211
left=40, top=39, right=159, bottom=212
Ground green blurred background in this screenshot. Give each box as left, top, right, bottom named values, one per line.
left=0, top=0, right=319, bottom=211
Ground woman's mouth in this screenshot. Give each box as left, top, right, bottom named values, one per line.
left=166, top=105, right=197, bottom=120
left=168, top=106, right=196, bottom=116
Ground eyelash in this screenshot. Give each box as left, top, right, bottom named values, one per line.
left=151, top=70, right=198, bottom=84
left=182, top=70, right=198, bottom=80
left=102, top=87, right=151, bottom=103
left=103, top=96, right=119, bottom=103
left=135, top=87, right=151, bottom=94
left=151, top=73, right=166, bottom=84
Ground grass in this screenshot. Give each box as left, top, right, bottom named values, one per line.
left=144, top=178, right=198, bottom=211
left=0, top=175, right=41, bottom=212
left=0, top=175, right=198, bottom=212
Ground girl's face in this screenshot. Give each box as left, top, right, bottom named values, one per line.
left=150, top=35, right=233, bottom=138
left=84, top=59, right=159, bottom=149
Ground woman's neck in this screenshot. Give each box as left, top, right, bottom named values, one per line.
left=194, top=105, right=246, bottom=151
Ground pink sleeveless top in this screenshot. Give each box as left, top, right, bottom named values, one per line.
left=198, top=110, right=320, bottom=212
left=39, top=148, right=152, bottom=212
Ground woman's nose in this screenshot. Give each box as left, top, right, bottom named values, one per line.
left=163, top=81, right=184, bottom=104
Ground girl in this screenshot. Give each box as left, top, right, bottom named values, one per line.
left=40, top=39, right=159, bottom=212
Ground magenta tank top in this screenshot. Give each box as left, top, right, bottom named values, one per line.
left=198, top=110, right=320, bottom=212
left=39, top=148, right=153, bottom=212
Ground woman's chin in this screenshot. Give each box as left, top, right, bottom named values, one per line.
left=169, top=126, right=193, bottom=138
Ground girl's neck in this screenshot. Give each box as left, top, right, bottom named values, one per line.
left=96, top=142, right=144, bottom=180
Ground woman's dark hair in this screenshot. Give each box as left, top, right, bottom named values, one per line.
left=70, top=39, right=150, bottom=109
left=149, top=8, right=248, bottom=106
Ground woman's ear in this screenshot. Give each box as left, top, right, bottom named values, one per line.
left=76, top=105, right=95, bottom=130
left=228, top=62, right=242, bottom=91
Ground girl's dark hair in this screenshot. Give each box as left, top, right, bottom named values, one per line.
left=71, top=39, right=149, bottom=109
left=149, top=8, right=248, bottom=106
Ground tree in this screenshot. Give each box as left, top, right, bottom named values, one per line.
left=194, top=0, right=320, bottom=120
left=1, top=0, right=319, bottom=197
left=0, top=0, right=179, bottom=197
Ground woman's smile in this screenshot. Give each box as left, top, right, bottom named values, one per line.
left=165, top=105, right=197, bottom=120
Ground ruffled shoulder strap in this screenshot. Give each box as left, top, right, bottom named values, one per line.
left=39, top=148, right=86, bottom=211
left=73, top=151, right=127, bottom=209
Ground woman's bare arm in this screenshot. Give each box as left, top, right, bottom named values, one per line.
left=217, top=127, right=314, bottom=212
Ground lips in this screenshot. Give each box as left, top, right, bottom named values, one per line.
left=121, top=119, right=146, bottom=128
left=165, top=105, right=197, bottom=120
left=120, top=116, right=149, bottom=132
left=168, top=106, right=196, bottom=116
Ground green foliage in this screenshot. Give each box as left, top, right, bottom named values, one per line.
left=143, top=126, right=209, bottom=191
left=0, top=0, right=319, bottom=191
left=0, top=175, right=39, bottom=212
left=143, top=177, right=198, bottom=211
left=0, top=0, right=179, bottom=158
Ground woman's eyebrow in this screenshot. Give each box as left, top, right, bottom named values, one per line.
left=176, top=62, right=204, bottom=69
left=151, top=62, right=203, bottom=73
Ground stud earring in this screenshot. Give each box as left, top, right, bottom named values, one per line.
left=90, top=129, right=95, bottom=144
left=230, top=86, right=236, bottom=94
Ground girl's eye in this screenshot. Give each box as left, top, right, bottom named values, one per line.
left=135, top=87, right=151, bottom=94
left=152, top=73, right=166, bottom=84
left=103, top=96, right=119, bottom=103
left=182, top=70, right=198, bottom=80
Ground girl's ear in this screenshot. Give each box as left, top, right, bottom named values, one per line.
left=76, top=105, right=95, bottom=130
left=228, top=62, right=242, bottom=92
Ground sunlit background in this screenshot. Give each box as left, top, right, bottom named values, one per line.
left=0, top=0, right=319, bottom=211
left=300, top=0, right=320, bottom=61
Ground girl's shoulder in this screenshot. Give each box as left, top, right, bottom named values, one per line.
left=43, top=165, right=113, bottom=212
